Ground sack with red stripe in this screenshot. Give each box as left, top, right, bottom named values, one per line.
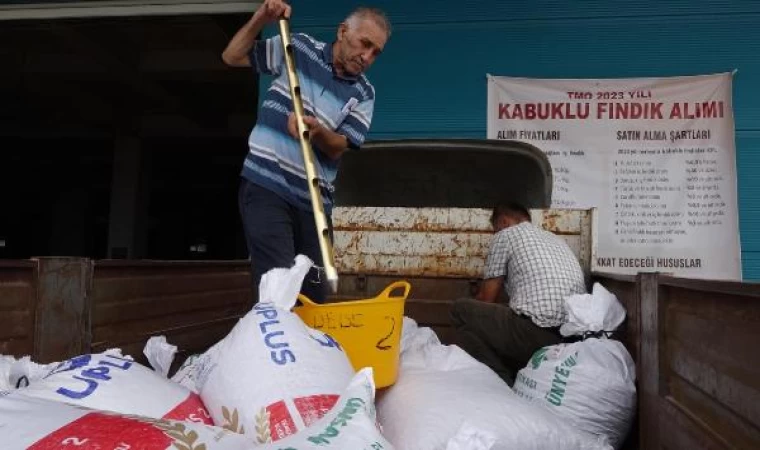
left=198, top=255, right=356, bottom=444
left=256, top=368, right=394, bottom=450
left=0, top=394, right=249, bottom=450
left=10, top=349, right=213, bottom=425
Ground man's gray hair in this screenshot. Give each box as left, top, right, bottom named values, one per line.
left=345, top=7, right=392, bottom=37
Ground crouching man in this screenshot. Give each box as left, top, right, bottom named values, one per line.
left=451, top=203, right=586, bottom=385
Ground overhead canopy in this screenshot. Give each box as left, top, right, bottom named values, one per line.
left=0, top=0, right=259, bottom=21
left=0, top=1, right=261, bottom=139
left=334, top=139, right=554, bottom=209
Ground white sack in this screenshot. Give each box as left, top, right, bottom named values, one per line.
left=379, top=319, right=611, bottom=450
left=560, top=283, right=626, bottom=338
left=0, top=394, right=249, bottom=450
left=7, top=356, right=54, bottom=389
left=513, top=339, right=636, bottom=448
left=445, top=423, right=497, bottom=450
left=143, top=335, right=178, bottom=378
left=170, top=348, right=217, bottom=394
left=257, top=368, right=394, bottom=450
left=10, top=349, right=212, bottom=424
left=514, top=283, right=637, bottom=448
left=199, top=255, right=355, bottom=443
left=0, top=355, right=15, bottom=392
left=143, top=335, right=220, bottom=394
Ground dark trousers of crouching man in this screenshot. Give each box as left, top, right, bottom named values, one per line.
left=451, top=298, right=563, bottom=386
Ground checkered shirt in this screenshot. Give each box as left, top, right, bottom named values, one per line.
left=483, top=222, right=586, bottom=327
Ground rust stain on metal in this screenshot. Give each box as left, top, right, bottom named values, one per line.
left=333, top=207, right=590, bottom=278
left=535, top=209, right=584, bottom=234
left=333, top=207, right=492, bottom=233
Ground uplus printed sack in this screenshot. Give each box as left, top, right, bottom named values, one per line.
left=0, top=394, right=249, bottom=450
left=198, top=255, right=356, bottom=443
left=8, top=349, right=212, bottom=424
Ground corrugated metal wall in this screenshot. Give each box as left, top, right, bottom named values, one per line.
left=274, top=0, right=760, bottom=279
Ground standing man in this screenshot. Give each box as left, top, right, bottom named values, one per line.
left=451, top=203, right=587, bottom=385
left=222, top=0, right=390, bottom=302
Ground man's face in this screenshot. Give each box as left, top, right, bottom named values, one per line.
left=334, top=18, right=387, bottom=76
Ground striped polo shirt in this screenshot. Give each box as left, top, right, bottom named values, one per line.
left=242, top=33, right=376, bottom=214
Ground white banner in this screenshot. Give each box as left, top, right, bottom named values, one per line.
left=487, top=73, right=741, bottom=280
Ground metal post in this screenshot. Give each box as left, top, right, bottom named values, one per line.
left=33, top=257, right=92, bottom=362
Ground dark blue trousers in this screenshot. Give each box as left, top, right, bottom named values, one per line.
left=238, top=178, right=330, bottom=303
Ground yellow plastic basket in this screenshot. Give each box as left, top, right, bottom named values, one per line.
left=294, top=281, right=410, bottom=388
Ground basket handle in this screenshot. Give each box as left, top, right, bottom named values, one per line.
left=297, top=281, right=411, bottom=305
left=376, top=281, right=411, bottom=301
left=297, top=294, right=318, bottom=306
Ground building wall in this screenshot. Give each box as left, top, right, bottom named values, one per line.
left=276, top=0, right=760, bottom=279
